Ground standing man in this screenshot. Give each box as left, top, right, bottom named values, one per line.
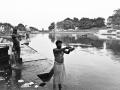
left=53, top=40, right=74, bottom=90
left=12, top=28, right=21, bottom=66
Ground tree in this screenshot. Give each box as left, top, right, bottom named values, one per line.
left=48, top=22, right=55, bottom=31
left=56, top=19, right=75, bottom=30
left=111, top=14, right=120, bottom=25
left=73, top=17, right=79, bottom=22
left=63, top=20, right=75, bottom=30
left=64, top=17, right=72, bottom=21
left=79, top=18, right=93, bottom=29
left=56, top=22, right=64, bottom=30
left=0, top=23, right=14, bottom=35
left=73, top=17, right=80, bottom=27
left=113, top=9, right=120, bottom=15
left=95, top=17, right=105, bottom=27
left=54, top=17, right=105, bottom=31
left=107, top=9, right=120, bottom=29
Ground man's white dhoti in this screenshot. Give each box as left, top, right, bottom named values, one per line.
left=53, top=61, right=66, bottom=85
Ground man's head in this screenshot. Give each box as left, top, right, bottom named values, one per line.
left=55, top=40, right=62, bottom=49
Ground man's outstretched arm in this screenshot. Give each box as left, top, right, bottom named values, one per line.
left=63, top=47, right=75, bottom=54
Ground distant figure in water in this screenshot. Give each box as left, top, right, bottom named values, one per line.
left=53, top=40, right=74, bottom=90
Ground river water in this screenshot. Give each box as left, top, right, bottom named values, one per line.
left=28, top=33, right=120, bottom=90
left=1, top=33, right=120, bottom=90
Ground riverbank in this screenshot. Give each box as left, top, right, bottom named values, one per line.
left=15, top=44, right=53, bottom=89
left=0, top=33, right=54, bottom=90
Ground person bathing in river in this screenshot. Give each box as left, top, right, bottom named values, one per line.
left=53, top=40, right=75, bottom=90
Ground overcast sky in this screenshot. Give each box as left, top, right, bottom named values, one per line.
left=0, top=0, right=119, bottom=30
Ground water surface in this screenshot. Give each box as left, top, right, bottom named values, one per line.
left=30, top=33, right=120, bottom=90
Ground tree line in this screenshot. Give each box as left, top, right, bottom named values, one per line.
left=0, top=23, right=39, bottom=35
left=48, top=17, right=106, bottom=31
left=107, top=9, right=120, bottom=29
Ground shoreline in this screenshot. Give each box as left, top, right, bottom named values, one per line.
left=49, top=28, right=108, bottom=34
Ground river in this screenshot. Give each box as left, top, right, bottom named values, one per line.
left=28, top=33, right=120, bottom=90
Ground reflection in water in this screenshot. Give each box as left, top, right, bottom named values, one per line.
left=48, top=33, right=120, bottom=89
left=49, top=33, right=120, bottom=62
left=49, top=33, right=104, bottom=49
left=106, top=40, right=120, bottom=54
left=106, top=40, right=120, bottom=60
left=48, top=33, right=56, bottom=43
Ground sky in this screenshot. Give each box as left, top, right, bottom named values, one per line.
left=0, top=0, right=120, bottom=30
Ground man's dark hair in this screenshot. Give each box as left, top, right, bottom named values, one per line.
left=55, top=40, right=62, bottom=45
left=13, top=27, right=17, bottom=34
left=11, top=35, right=16, bottom=39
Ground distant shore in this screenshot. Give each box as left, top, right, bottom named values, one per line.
left=49, top=27, right=107, bottom=34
